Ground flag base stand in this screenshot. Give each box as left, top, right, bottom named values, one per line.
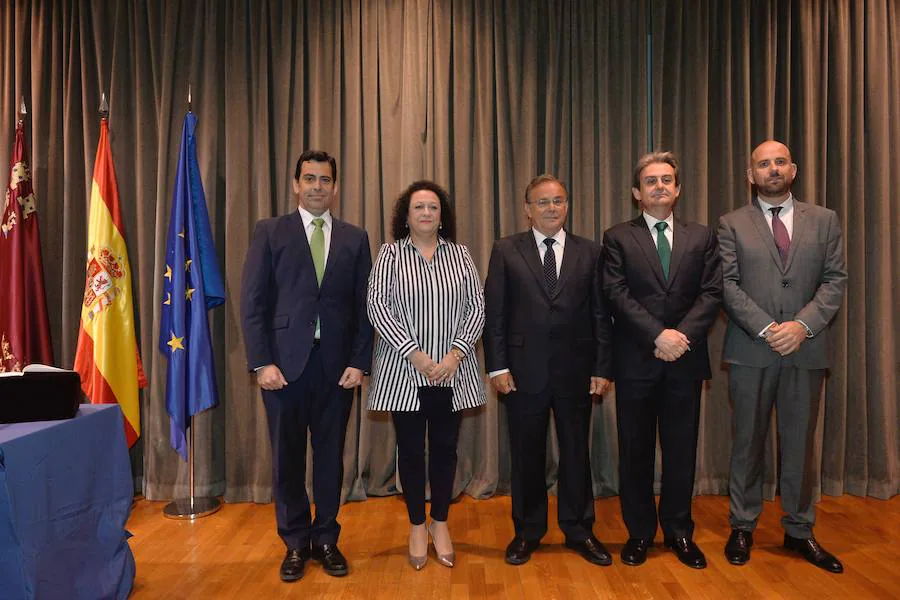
left=162, top=414, right=221, bottom=520
left=163, top=496, right=222, bottom=520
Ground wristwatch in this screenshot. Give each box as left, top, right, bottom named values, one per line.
left=450, top=347, right=465, bottom=361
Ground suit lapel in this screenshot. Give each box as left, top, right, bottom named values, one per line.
left=628, top=217, right=668, bottom=288
left=286, top=211, right=318, bottom=287
left=749, top=199, right=785, bottom=272
left=666, top=218, right=689, bottom=288
left=554, top=233, right=578, bottom=300
left=784, top=200, right=808, bottom=272
left=515, top=231, right=550, bottom=300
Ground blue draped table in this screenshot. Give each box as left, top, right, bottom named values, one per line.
left=0, top=404, right=135, bottom=600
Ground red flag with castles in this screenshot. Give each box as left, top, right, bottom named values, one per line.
left=0, top=120, right=54, bottom=372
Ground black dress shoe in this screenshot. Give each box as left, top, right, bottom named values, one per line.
left=311, top=543, right=349, bottom=577
left=664, top=537, right=707, bottom=569
left=783, top=535, right=843, bottom=573
left=280, top=547, right=310, bottom=582
left=621, top=538, right=652, bottom=566
left=505, top=537, right=540, bottom=565
left=565, top=535, right=613, bottom=566
left=725, top=529, right=753, bottom=565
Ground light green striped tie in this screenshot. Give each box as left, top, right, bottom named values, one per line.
left=311, top=218, right=325, bottom=285
left=655, top=221, right=670, bottom=279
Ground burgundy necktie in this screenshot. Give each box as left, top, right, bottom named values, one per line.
left=770, top=206, right=790, bottom=264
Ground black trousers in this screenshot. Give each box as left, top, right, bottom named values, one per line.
left=615, top=376, right=702, bottom=541
left=261, top=346, right=353, bottom=549
left=505, top=387, right=595, bottom=543
left=391, top=387, right=462, bottom=525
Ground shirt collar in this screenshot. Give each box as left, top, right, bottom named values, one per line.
left=398, top=235, right=448, bottom=250
left=298, top=206, right=332, bottom=229
left=757, top=193, right=794, bottom=214
left=642, top=211, right=674, bottom=231
left=531, top=227, right=566, bottom=248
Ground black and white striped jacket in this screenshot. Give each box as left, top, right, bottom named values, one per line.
left=365, top=237, right=486, bottom=412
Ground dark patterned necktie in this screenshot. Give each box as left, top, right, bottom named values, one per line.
left=543, top=238, right=557, bottom=293
left=770, top=206, right=790, bottom=264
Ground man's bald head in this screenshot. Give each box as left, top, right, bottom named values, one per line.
left=747, top=140, right=797, bottom=203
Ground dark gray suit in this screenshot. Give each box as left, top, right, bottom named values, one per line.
left=718, top=197, right=846, bottom=538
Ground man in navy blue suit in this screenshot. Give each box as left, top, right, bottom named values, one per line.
left=241, top=150, right=373, bottom=582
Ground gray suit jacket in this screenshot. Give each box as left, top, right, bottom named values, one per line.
left=717, top=197, right=847, bottom=369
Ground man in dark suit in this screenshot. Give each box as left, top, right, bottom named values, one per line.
left=602, top=151, right=722, bottom=569
left=241, top=150, right=373, bottom=581
left=484, top=174, right=613, bottom=567
left=718, top=140, right=847, bottom=573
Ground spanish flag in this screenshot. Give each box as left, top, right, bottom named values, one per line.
left=74, top=118, right=146, bottom=446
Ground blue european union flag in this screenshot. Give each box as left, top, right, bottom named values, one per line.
left=158, top=112, right=225, bottom=461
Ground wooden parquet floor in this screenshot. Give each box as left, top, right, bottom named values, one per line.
left=126, top=493, right=900, bottom=599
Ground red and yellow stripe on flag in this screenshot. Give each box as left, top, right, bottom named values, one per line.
left=74, top=118, right=147, bottom=447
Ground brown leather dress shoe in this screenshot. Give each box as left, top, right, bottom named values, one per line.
left=280, top=547, right=310, bottom=582
left=783, top=535, right=843, bottom=573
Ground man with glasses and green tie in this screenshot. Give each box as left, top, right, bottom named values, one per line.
left=484, top=174, right=614, bottom=567
left=241, top=150, right=373, bottom=582
left=602, top=152, right=722, bottom=570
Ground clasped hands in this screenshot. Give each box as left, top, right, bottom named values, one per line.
left=409, top=350, right=460, bottom=384
left=654, top=328, right=690, bottom=362
left=763, top=321, right=807, bottom=356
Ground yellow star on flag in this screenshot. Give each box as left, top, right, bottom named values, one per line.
left=163, top=292, right=171, bottom=305
left=167, top=332, right=185, bottom=352
left=177, top=230, right=185, bottom=238
left=185, top=259, right=192, bottom=272
left=185, top=287, right=195, bottom=301
left=164, top=265, right=172, bottom=280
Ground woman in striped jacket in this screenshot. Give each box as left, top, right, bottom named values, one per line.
left=366, top=180, right=486, bottom=571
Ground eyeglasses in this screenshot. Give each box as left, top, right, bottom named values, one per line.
left=527, top=197, right=568, bottom=208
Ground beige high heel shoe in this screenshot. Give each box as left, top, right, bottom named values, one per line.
left=408, top=524, right=428, bottom=571
left=428, top=521, right=456, bottom=568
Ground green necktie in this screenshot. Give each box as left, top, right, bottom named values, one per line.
left=311, top=217, right=325, bottom=285
left=655, top=221, right=671, bottom=279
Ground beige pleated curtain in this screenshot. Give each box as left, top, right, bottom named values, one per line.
left=0, top=0, right=896, bottom=506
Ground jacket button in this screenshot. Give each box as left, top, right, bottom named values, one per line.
left=781, top=280, right=790, bottom=288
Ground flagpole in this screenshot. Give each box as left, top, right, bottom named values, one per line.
left=163, top=414, right=222, bottom=519
left=163, top=83, right=222, bottom=520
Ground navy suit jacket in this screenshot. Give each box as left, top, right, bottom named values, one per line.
left=240, top=210, right=374, bottom=383
left=602, top=215, right=723, bottom=381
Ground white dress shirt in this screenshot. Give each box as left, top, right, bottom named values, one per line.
left=299, top=206, right=332, bottom=339
left=757, top=194, right=795, bottom=240
left=641, top=211, right=675, bottom=249
left=532, top=227, right=566, bottom=276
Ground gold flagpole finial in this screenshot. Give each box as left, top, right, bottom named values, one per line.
left=187, top=84, right=192, bottom=112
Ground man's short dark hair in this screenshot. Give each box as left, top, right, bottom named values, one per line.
left=524, top=174, right=568, bottom=203
left=632, top=151, right=679, bottom=189
left=294, top=150, right=337, bottom=181
left=391, top=180, right=456, bottom=242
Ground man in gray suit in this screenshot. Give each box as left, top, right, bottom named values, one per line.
left=718, top=140, right=847, bottom=573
